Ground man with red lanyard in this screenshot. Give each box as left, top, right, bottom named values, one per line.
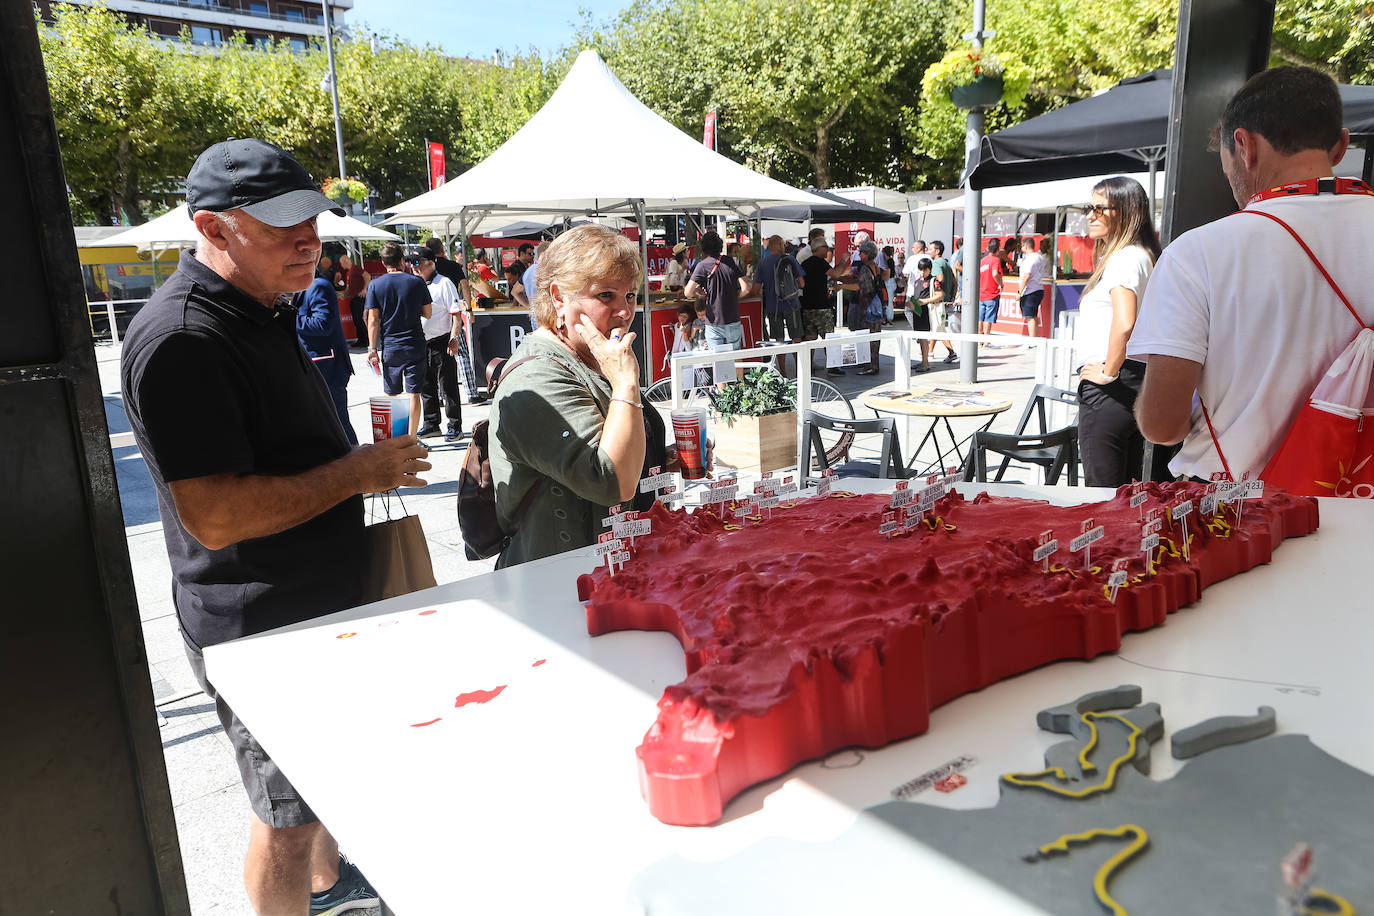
left=1130, top=66, right=1374, bottom=482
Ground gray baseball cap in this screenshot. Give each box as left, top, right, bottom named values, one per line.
left=186, top=138, right=344, bottom=227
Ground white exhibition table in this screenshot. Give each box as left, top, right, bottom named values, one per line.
left=204, top=483, right=1372, bottom=915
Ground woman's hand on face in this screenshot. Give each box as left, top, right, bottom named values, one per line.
left=576, top=314, right=640, bottom=390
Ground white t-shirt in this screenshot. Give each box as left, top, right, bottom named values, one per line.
left=1018, top=251, right=1048, bottom=292
left=1072, top=245, right=1154, bottom=367
left=1128, top=193, right=1374, bottom=481
left=422, top=273, right=461, bottom=340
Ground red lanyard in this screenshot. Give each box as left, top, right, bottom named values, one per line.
left=1247, top=176, right=1374, bottom=206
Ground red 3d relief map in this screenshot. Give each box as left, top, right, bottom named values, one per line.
left=575, top=481, right=1318, bottom=827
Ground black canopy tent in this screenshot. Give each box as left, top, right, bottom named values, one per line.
left=966, top=69, right=1374, bottom=190
left=758, top=187, right=902, bottom=223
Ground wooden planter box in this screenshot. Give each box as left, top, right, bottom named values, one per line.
left=711, top=410, right=798, bottom=474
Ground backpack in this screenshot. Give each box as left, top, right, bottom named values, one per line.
left=774, top=255, right=801, bottom=307
left=456, top=355, right=541, bottom=560
left=1203, top=208, right=1374, bottom=497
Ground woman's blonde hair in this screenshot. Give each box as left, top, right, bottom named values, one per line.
left=532, top=224, right=643, bottom=328
left=1082, top=176, right=1162, bottom=294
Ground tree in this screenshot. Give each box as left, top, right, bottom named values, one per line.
left=578, top=0, right=945, bottom=190
left=38, top=4, right=204, bottom=223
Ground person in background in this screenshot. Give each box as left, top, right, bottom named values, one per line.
left=365, top=241, right=432, bottom=436
left=905, top=256, right=937, bottom=372
left=837, top=240, right=884, bottom=375
left=471, top=248, right=498, bottom=286
left=468, top=249, right=502, bottom=307
left=800, top=241, right=843, bottom=376
left=665, top=300, right=698, bottom=374
left=122, top=137, right=426, bottom=915
left=881, top=245, right=898, bottom=324
left=950, top=235, right=965, bottom=304
left=294, top=252, right=357, bottom=444
left=413, top=250, right=467, bottom=442
left=426, top=237, right=470, bottom=305
left=754, top=234, right=803, bottom=342
left=796, top=226, right=827, bottom=262
left=684, top=230, right=751, bottom=352
left=1017, top=235, right=1048, bottom=339
left=490, top=224, right=702, bottom=568
left=978, top=237, right=1004, bottom=339
left=1001, top=236, right=1019, bottom=275
left=1132, top=67, right=1369, bottom=483
left=522, top=240, right=549, bottom=329
left=1071, top=175, right=1167, bottom=486
left=505, top=261, right=529, bottom=309
left=664, top=242, right=690, bottom=291
left=338, top=252, right=370, bottom=348
left=516, top=241, right=535, bottom=275
left=927, top=240, right=959, bottom=362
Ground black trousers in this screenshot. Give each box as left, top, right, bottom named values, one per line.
left=421, top=334, right=462, bottom=429
left=1077, top=358, right=1174, bottom=487
left=348, top=297, right=367, bottom=346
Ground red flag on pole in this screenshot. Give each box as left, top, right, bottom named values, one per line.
left=427, top=141, right=446, bottom=189
left=703, top=110, right=717, bottom=151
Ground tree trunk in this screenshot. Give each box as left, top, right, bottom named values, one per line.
left=115, top=137, right=144, bottom=225
left=813, top=126, right=831, bottom=189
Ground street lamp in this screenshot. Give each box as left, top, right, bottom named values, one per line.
left=320, top=2, right=347, bottom=185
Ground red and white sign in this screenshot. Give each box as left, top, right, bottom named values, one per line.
left=427, top=141, right=446, bottom=190
left=703, top=109, right=717, bottom=150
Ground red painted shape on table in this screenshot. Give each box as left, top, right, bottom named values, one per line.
left=934, top=774, right=968, bottom=793
left=532, top=659, right=547, bottom=667
left=419, top=609, right=437, bottom=616
left=410, top=717, right=442, bottom=727
left=455, top=686, right=507, bottom=708
left=576, top=483, right=1320, bottom=826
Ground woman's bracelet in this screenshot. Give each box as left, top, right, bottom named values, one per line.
left=610, top=397, right=643, bottom=409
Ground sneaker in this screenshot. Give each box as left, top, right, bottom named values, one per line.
left=826, top=367, right=846, bottom=376
left=416, top=425, right=442, bottom=438
left=856, top=367, right=879, bottom=376
left=444, top=425, right=462, bottom=442
left=310, top=861, right=379, bottom=915
left=943, top=352, right=957, bottom=363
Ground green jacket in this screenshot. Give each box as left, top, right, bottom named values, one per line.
left=488, top=333, right=625, bottom=569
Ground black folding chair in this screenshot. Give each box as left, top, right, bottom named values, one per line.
left=994, top=384, right=1080, bottom=482
left=801, top=410, right=906, bottom=483
left=962, top=426, right=1079, bottom=486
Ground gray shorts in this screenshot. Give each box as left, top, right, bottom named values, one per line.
left=946, top=306, right=962, bottom=334
left=186, top=642, right=317, bottom=828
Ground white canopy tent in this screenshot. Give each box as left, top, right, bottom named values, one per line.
left=87, top=205, right=401, bottom=249
left=383, top=49, right=834, bottom=377
left=384, top=50, right=835, bottom=234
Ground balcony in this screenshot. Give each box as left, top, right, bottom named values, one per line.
left=57, top=0, right=352, bottom=37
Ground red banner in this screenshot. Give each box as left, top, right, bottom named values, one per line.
left=703, top=110, right=716, bottom=150
left=427, top=141, right=445, bottom=189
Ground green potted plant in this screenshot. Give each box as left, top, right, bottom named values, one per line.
left=922, top=48, right=1030, bottom=110
left=710, top=367, right=798, bottom=474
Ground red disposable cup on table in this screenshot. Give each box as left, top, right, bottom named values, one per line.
left=671, top=408, right=708, bottom=480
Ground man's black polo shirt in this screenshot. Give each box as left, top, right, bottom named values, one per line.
left=122, top=251, right=365, bottom=650
left=434, top=255, right=466, bottom=290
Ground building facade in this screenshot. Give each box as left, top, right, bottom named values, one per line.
left=35, top=0, right=352, bottom=51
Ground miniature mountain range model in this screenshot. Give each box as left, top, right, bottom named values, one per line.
left=575, top=481, right=1319, bottom=826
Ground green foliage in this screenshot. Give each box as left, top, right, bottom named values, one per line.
left=1272, top=0, right=1374, bottom=82
left=712, top=368, right=797, bottom=421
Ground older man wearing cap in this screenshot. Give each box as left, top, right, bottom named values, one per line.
left=121, top=138, right=429, bottom=915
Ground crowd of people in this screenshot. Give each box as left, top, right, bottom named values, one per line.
left=113, top=63, right=1368, bottom=915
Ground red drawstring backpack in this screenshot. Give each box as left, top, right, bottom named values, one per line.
left=1203, top=207, right=1374, bottom=497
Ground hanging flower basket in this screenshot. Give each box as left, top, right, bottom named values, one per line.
left=949, top=75, right=1006, bottom=109
left=922, top=48, right=1030, bottom=111
left=321, top=177, right=369, bottom=204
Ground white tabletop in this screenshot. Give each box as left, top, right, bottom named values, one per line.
left=205, top=484, right=1371, bottom=915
